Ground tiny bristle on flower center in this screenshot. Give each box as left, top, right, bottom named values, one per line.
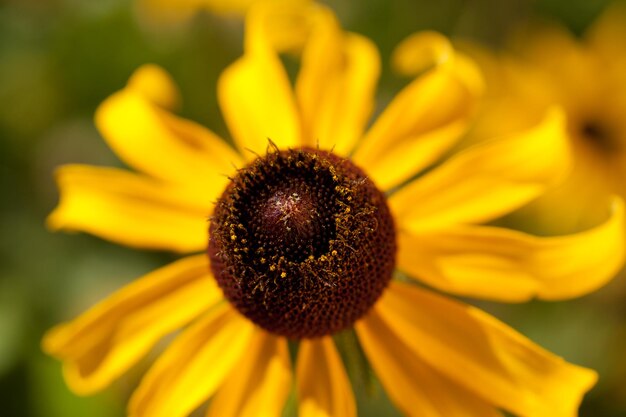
left=208, top=147, right=396, bottom=339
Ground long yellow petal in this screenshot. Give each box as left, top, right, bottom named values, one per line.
left=297, top=337, right=355, bottom=417
left=390, top=108, right=570, bottom=231
left=351, top=71, right=474, bottom=191
left=351, top=37, right=481, bottom=191
left=218, top=2, right=306, bottom=157
left=295, top=6, right=380, bottom=155
left=96, top=89, right=241, bottom=188
left=356, top=312, right=502, bottom=417
left=129, top=304, right=254, bottom=417
left=47, top=165, right=209, bottom=252
left=206, top=331, right=291, bottom=417
left=371, top=282, right=597, bottom=417
left=42, top=255, right=220, bottom=395
left=397, top=197, right=625, bottom=301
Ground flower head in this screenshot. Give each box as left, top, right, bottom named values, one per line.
left=208, top=147, right=396, bottom=338
left=43, top=2, right=625, bottom=417
left=466, top=2, right=626, bottom=232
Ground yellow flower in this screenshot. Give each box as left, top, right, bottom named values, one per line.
left=466, top=3, right=626, bottom=232
left=43, top=3, right=625, bottom=417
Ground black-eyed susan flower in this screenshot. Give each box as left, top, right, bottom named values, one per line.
left=462, top=3, right=626, bottom=232
left=43, top=2, right=626, bottom=417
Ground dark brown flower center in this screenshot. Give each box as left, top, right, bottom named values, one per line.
left=579, top=119, right=620, bottom=152
left=208, top=148, right=396, bottom=339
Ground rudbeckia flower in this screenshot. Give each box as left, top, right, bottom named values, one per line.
left=463, top=3, right=626, bottom=232
left=43, top=3, right=625, bottom=417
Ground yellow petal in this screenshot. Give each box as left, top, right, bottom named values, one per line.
left=218, top=2, right=306, bottom=157
left=129, top=304, right=254, bottom=417
left=511, top=23, right=600, bottom=114
left=392, top=31, right=484, bottom=102
left=295, top=6, right=380, bottom=155
left=390, top=108, right=570, bottom=231
left=370, top=282, right=597, bottom=417
left=463, top=45, right=554, bottom=144
left=206, top=331, right=291, bottom=417
left=392, top=31, right=454, bottom=76
left=521, top=146, right=626, bottom=234
left=42, top=255, right=220, bottom=395
left=126, top=64, right=181, bottom=110
left=297, top=337, right=355, bottom=417
left=511, top=23, right=581, bottom=74
left=218, top=58, right=300, bottom=158
left=356, top=311, right=502, bottom=417
left=587, top=2, right=626, bottom=61
left=47, top=165, right=209, bottom=252
left=96, top=89, right=241, bottom=188
left=398, top=197, right=625, bottom=301
left=352, top=50, right=480, bottom=190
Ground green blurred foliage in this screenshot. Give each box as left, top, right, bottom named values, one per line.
left=1, top=0, right=624, bottom=416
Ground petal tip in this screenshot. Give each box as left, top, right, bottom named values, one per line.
left=126, top=64, right=181, bottom=110
left=62, top=363, right=104, bottom=397
left=41, top=326, right=64, bottom=356
left=392, top=31, right=454, bottom=76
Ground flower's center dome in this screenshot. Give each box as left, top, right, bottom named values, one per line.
left=208, top=148, right=396, bottom=339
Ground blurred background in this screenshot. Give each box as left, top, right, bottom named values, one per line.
left=2, top=0, right=626, bottom=416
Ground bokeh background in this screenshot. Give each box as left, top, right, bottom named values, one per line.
left=2, top=0, right=626, bottom=416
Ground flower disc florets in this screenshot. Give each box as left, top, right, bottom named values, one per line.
left=208, top=148, right=396, bottom=339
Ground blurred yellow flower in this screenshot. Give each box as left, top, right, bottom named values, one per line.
left=43, top=2, right=625, bottom=417
left=467, top=3, right=626, bottom=232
